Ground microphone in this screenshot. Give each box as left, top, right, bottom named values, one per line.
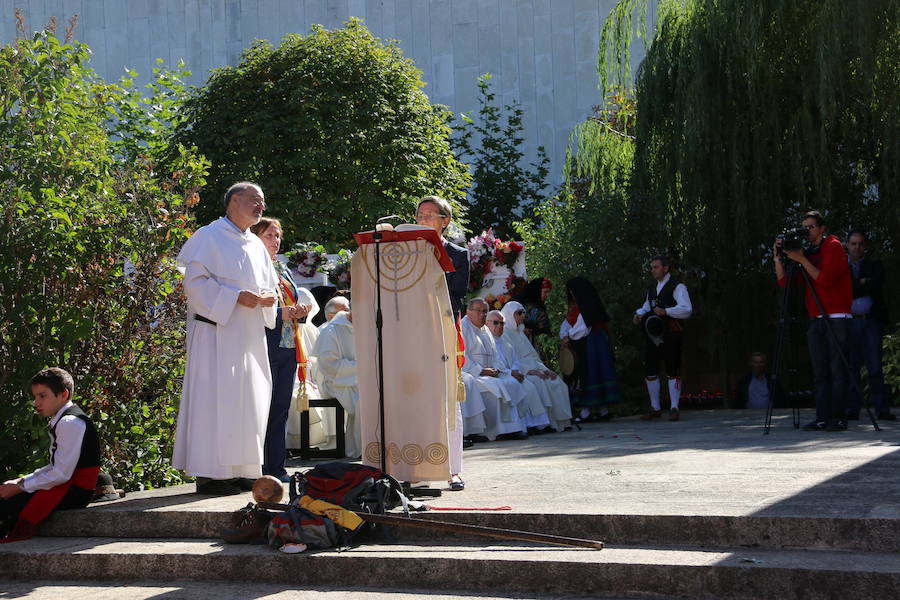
left=377, top=215, right=401, bottom=223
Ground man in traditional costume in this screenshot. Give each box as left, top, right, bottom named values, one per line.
left=486, top=310, right=552, bottom=433
left=311, top=305, right=362, bottom=458
left=173, top=182, right=279, bottom=495
left=501, top=301, right=573, bottom=431
left=461, top=299, right=528, bottom=441
left=633, top=257, right=692, bottom=422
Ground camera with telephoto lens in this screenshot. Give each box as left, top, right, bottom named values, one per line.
left=776, top=226, right=807, bottom=260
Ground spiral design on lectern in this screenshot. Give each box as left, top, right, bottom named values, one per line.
left=364, top=442, right=382, bottom=465
left=424, top=443, right=449, bottom=465
left=400, top=444, right=424, bottom=465
left=386, top=442, right=401, bottom=465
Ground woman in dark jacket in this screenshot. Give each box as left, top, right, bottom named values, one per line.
left=561, top=277, right=621, bottom=422
left=251, top=218, right=311, bottom=481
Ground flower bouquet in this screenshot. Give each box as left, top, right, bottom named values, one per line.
left=285, top=242, right=328, bottom=278
left=494, top=239, right=523, bottom=270
left=328, top=248, right=353, bottom=290
left=484, top=293, right=512, bottom=311
left=467, top=229, right=497, bottom=291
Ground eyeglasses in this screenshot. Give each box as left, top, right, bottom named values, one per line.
left=487, top=320, right=505, bottom=325
left=416, top=212, right=446, bottom=220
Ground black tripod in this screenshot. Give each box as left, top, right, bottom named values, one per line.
left=764, top=259, right=879, bottom=433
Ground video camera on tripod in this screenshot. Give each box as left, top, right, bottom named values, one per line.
left=775, top=226, right=807, bottom=261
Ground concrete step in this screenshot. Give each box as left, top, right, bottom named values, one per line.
left=2, top=537, right=898, bottom=600
left=38, top=505, right=900, bottom=553
left=0, top=579, right=643, bottom=600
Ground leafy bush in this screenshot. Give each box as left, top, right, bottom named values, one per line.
left=516, top=91, right=646, bottom=393
left=0, top=28, right=208, bottom=490
left=178, top=19, right=470, bottom=249
left=452, top=74, right=550, bottom=237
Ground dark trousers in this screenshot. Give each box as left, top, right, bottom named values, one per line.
left=846, top=318, right=889, bottom=416
left=1, top=484, right=92, bottom=536
left=644, top=331, right=683, bottom=377
left=806, top=317, right=850, bottom=423
left=262, top=346, right=298, bottom=478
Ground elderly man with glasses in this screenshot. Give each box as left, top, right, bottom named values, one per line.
left=460, top=299, right=529, bottom=441
left=486, top=310, right=552, bottom=435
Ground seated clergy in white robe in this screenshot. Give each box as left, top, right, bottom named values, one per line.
left=311, top=308, right=362, bottom=458
left=501, top=301, right=573, bottom=431
left=486, top=310, right=551, bottom=430
left=460, top=299, right=527, bottom=439
left=173, top=182, right=279, bottom=494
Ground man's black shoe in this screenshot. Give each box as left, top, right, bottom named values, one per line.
left=826, top=420, right=848, bottom=432
left=465, top=434, right=489, bottom=443
left=462, top=439, right=475, bottom=449
left=233, top=478, right=256, bottom=491
left=497, top=432, right=528, bottom=441
left=196, top=478, right=242, bottom=495
left=801, top=420, right=827, bottom=431
left=877, top=412, right=897, bottom=421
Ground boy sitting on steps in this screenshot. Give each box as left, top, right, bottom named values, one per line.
left=0, top=367, right=101, bottom=543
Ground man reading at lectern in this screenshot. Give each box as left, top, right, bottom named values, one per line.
left=415, top=196, right=469, bottom=319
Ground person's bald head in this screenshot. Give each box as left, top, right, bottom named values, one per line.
left=486, top=310, right=506, bottom=338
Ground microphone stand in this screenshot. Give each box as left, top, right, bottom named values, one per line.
left=373, top=229, right=387, bottom=474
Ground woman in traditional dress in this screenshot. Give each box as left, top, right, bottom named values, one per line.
left=561, top=277, right=621, bottom=422
left=251, top=218, right=312, bottom=481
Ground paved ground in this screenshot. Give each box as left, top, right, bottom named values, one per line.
left=81, top=409, right=900, bottom=519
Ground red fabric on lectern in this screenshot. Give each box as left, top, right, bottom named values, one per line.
left=353, top=229, right=455, bottom=273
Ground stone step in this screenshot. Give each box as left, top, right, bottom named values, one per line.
left=38, top=506, right=900, bottom=553
left=2, top=537, right=898, bottom=600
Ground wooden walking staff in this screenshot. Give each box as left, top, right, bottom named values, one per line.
left=257, top=501, right=604, bottom=550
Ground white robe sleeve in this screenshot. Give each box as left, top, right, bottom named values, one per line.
left=182, top=260, right=241, bottom=326
left=461, top=325, right=487, bottom=376
left=313, top=327, right=357, bottom=388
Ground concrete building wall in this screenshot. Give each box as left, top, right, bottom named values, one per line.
left=1, top=0, right=645, bottom=188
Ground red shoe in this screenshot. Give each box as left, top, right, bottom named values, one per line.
left=668, top=408, right=680, bottom=421
left=640, top=410, right=662, bottom=421
left=0, top=520, right=35, bottom=544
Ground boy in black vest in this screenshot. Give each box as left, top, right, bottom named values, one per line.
left=0, top=368, right=101, bottom=543
left=633, top=256, right=693, bottom=421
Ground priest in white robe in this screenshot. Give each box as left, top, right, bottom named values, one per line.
left=486, top=310, right=552, bottom=432
left=173, top=182, right=279, bottom=496
left=460, top=299, right=528, bottom=440
left=501, top=301, right=573, bottom=431
left=311, top=307, right=362, bottom=458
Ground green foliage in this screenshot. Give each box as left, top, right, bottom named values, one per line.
left=589, top=0, right=900, bottom=379
left=0, top=30, right=208, bottom=490
left=178, top=19, right=470, bottom=249
left=452, top=74, right=550, bottom=237
left=883, top=327, right=900, bottom=398
left=516, top=90, right=646, bottom=392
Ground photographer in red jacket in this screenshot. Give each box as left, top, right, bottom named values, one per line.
left=774, top=210, right=853, bottom=431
